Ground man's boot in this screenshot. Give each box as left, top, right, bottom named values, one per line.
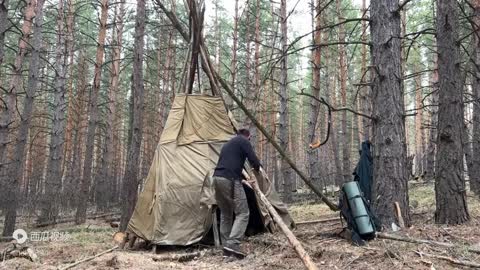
left=223, top=243, right=246, bottom=259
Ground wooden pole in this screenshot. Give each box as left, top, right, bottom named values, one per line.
left=249, top=169, right=318, bottom=270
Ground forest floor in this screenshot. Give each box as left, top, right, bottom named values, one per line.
left=1, top=182, right=480, bottom=270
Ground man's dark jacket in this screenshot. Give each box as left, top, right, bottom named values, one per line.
left=213, top=135, right=261, bottom=181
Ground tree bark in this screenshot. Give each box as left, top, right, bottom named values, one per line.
left=370, top=0, right=410, bottom=227
left=470, top=0, right=480, bottom=195
left=1, top=0, right=39, bottom=237
left=120, top=0, right=146, bottom=231
left=75, top=0, right=109, bottom=224
left=434, top=0, right=469, bottom=224
left=0, top=0, right=9, bottom=70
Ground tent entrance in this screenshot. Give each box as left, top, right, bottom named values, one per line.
left=201, top=185, right=267, bottom=245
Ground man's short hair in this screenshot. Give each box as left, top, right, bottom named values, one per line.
left=237, top=129, right=250, bottom=137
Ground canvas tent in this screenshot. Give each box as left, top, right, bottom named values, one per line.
left=127, top=94, right=294, bottom=245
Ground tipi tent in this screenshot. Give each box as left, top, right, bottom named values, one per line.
left=127, top=94, right=294, bottom=246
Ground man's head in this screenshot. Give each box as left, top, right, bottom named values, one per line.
left=237, top=129, right=251, bottom=140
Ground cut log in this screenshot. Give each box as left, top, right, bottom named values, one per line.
left=249, top=168, right=318, bottom=270
left=414, top=251, right=480, bottom=268
left=378, top=232, right=480, bottom=254
left=58, top=246, right=118, bottom=270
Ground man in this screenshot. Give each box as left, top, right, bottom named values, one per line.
left=213, top=128, right=261, bottom=259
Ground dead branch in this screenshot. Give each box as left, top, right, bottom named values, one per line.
left=251, top=168, right=318, bottom=270
left=296, top=218, right=340, bottom=226
left=58, top=246, right=118, bottom=270
left=414, top=251, right=480, bottom=268
left=151, top=252, right=200, bottom=262
left=298, top=91, right=374, bottom=120
left=377, top=232, right=480, bottom=254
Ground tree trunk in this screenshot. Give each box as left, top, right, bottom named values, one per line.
left=41, top=0, right=67, bottom=223
left=120, top=0, right=146, bottom=231
left=75, top=0, right=109, bottom=224
left=434, top=0, right=469, bottom=224
left=7, top=0, right=45, bottom=221
left=98, top=0, right=124, bottom=210
left=253, top=0, right=261, bottom=149
left=336, top=0, right=350, bottom=183
left=470, top=0, right=480, bottom=195
left=62, top=0, right=77, bottom=187
left=229, top=0, right=239, bottom=110
left=370, top=0, right=410, bottom=227
left=279, top=0, right=293, bottom=203
left=1, top=0, right=39, bottom=237
left=359, top=0, right=371, bottom=141
left=414, top=64, right=424, bottom=176
left=425, top=56, right=438, bottom=181
left=307, top=0, right=321, bottom=187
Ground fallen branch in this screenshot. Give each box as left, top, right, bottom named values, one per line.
left=58, top=246, right=118, bottom=270
left=296, top=218, right=340, bottom=226
left=151, top=252, right=200, bottom=262
left=378, top=232, right=480, bottom=254
left=251, top=169, right=318, bottom=270
left=414, top=251, right=480, bottom=268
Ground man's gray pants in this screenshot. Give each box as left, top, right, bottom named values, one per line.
left=213, top=176, right=250, bottom=248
